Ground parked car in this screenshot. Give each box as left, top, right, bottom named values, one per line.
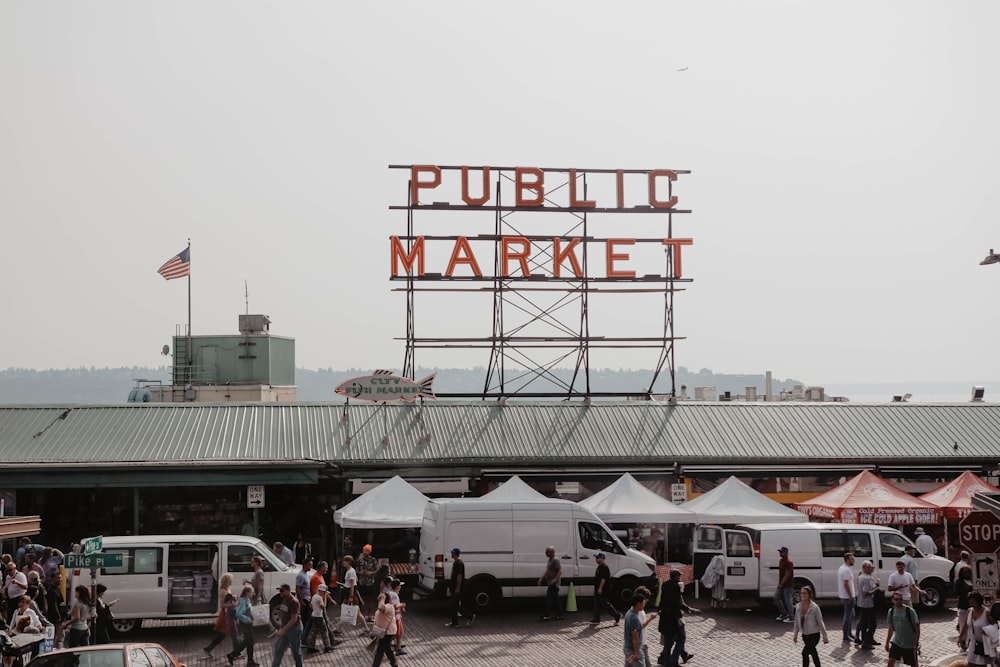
left=29, top=644, right=185, bottom=667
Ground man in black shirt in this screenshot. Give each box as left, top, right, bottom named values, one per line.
left=658, top=569, right=695, bottom=666
left=590, top=552, right=621, bottom=624
left=447, top=548, right=476, bottom=628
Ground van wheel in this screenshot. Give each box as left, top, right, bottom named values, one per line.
left=268, top=595, right=283, bottom=628
left=792, top=578, right=815, bottom=606
left=919, top=581, right=946, bottom=610
left=467, top=578, right=501, bottom=613
left=612, top=576, right=640, bottom=608
left=109, top=618, right=141, bottom=636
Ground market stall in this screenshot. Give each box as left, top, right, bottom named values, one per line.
left=794, top=470, right=942, bottom=525
left=919, top=470, right=1000, bottom=557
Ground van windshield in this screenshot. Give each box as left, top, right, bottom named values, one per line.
left=578, top=522, right=624, bottom=555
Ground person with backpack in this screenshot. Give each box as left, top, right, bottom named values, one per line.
left=885, top=592, right=919, bottom=667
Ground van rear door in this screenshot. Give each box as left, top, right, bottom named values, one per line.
left=721, top=529, right=759, bottom=591
left=98, top=545, right=168, bottom=619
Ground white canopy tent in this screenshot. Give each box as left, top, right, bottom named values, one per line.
left=334, top=475, right=430, bottom=528
left=578, top=473, right=695, bottom=523
left=479, top=475, right=549, bottom=501
left=680, top=476, right=808, bottom=524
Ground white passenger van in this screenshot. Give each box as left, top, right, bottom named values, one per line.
left=81, top=535, right=300, bottom=634
left=693, top=523, right=953, bottom=609
left=417, top=499, right=657, bottom=612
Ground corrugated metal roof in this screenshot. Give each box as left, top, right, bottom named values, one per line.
left=1, top=401, right=998, bottom=469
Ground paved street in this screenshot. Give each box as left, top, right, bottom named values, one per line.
left=132, top=595, right=967, bottom=667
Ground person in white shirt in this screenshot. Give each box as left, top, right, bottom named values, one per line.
left=837, top=552, right=857, bottom=643
left=914, top=527, right=937, bottom=556
left=10, top=596, right=42, bottom=635
left=887, top=559, right=923, bottom=605
left=305, top=585, right=334, bottom=653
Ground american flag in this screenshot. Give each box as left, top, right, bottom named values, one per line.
left=157, top=247, right=190, bottom=280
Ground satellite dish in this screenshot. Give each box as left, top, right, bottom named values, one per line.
left=161, top=345, right=170, bottom=356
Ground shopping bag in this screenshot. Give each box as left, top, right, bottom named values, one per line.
left=339, top=603, right=359, bottom=626
left=251, top=604, right=271, bottom=627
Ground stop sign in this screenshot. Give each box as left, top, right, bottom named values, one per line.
left=960, top=511, right=1000, bottom=553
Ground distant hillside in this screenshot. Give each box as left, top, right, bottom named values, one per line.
left=0, top=366, right=805, bottom=404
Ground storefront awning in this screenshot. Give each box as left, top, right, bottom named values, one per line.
left=7, top=465, right=322, bottom=488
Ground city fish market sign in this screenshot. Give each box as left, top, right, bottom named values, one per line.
left=335, top=370, right=436, bottom=403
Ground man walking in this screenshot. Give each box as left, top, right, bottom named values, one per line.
left=885, top=592, right=920, bottom=667
left=623, top=594, right=647, bottom=666
left=658, top=569, right=695, bottom=666
left=295, top=556, right=313, bottom=649
left=270, top=584, right=303, bottom=667
left=538, top=546, right=563, bottom=620
left=775, top=546, right=795, bottom=623
left=446, top=548, right=475, bottom=628
left=591, top=552, right=621, bottom=624
left=887, top=560, right=923, bottom=607
left=838, top=552, right=857, bottom=642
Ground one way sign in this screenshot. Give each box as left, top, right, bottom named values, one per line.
left=972, top=553, right=997, bottom=594
left=247, top=485, right=265, bottom=509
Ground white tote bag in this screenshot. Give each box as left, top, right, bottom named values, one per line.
left=339, top=603, right=359, bottom=626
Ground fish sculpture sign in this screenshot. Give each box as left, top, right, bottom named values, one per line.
left=335, top=370, right=436, bottom=403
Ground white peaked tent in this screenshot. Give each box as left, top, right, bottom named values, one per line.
left=578, top=473, right=695, bottom=523
left=680, top=476, right=808, bottom=524
left=334, top=475, right=430, bottom=528
left=480, top=475, right=549, bottom=501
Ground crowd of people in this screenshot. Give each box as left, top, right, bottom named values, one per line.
left=765, top=540, right=1000, bottom=667
left=196, top=537, right=411, bottom=667
left=0, top=538, right=116, bottom=650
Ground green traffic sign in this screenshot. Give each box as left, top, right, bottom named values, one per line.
left=81, top=536, right=103, bottom=556
left=64, top=553, right=123, bottom=569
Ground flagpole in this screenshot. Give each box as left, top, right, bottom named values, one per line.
left=186, top=239, right=192, bottom=389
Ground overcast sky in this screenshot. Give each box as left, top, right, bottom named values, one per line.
left=2, top=1, right=999, bottom=387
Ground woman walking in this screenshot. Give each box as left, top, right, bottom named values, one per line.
left=204, top=573, right=234, bottom=654
left=792, top=587, right=828, bottom=667
left=66, top=585, right=92, bottom=647
left=227, top=585, right=259, bottom=667
left=959, top=591, right=991, bottom=666
left=369, top=591, right=398, bottom=667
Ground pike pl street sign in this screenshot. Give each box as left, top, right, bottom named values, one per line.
left=64, top=553, right=123, bottom=569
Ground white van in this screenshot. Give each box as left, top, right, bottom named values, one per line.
left=417, top=499, right=657, bottom=613
left=693, top=523, right=953, bottom=609
left=80, top=534, right=300, bottom=634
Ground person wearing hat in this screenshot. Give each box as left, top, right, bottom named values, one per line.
left=270, top=583, right=303, bottom=667
left=94, top=583, right=117, bottom=645
left=775, top=546, right=795, bottom=623
left=304, top=584, right=338, bottom=653
left=914, top=527, right=937, bottom=556
left=590, top=552, right=620, bottom=624
left=356, top=544, right=379, bottom=619
left=447, top=548, right=475, bottom=628
left=901, top=545, right=919, bottom=581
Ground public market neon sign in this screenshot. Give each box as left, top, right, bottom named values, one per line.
left=390, top=165, right=693, bottom=280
